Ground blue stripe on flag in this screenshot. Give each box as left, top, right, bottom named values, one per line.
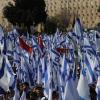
left=85, top=56, right=96, bottom=82
left=0, top=58, right=5, bottom=79
left=72, top=32, right=80, bottom=40
left=51, top=49, right=60, bottom=57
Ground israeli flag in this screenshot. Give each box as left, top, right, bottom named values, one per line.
left=19, top=57, right=30, bottom=83
left=84, top=52, right=97, bottom=84
left=63, top=56, right=79, bottom=100
left=73, top=18, right=83, bottom=44
left=5, top=55, right=16, bottom=89
left=77, top=69, right=91, bottom=100
left=0, top=55, right=15, bottom=91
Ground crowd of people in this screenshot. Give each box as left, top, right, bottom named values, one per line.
left=0, top=18, right=99, bottom=100
left=0, top=79, right=97, bottom=100
left=0, top=81, right=60, bottom=100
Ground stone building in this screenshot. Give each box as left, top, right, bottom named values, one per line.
left=0, top=0, right=100, bottom=30
left=45, top=0, right=100, bottom=29
left=0, top=0, right=13, bottom=31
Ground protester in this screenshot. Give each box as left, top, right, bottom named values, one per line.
left=52, top=91, right=59, bottom=100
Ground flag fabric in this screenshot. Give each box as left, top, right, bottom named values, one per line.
left=71, top=18, right=83, bottom=45
left=5, top=55, right=16, bottom=89
left=84, top=52, right=97, bottom=84
left=63, top=59, right=79, bottom=100
left=82, top=35, right=98, bottom=84
left=0, top=55, right=15, bottom=91
left=64, top=78, right=80, bottom=100
left=77, top=69, right=91, bottom=100
left=37, top=58, right=43, bottom=84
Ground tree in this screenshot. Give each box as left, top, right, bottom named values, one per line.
left=45, top=17, right=57, bottom=34
left=3, top=0, right=47, bottom=33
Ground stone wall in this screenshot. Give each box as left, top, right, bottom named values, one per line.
left=0, top=0, right=13, bottom=31
left=45, top=0, right=100, bottom=28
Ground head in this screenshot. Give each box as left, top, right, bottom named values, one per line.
left=52, top=91, right=59, bottom=100
left=29, top=91, right=38, bottom=100
left=19, top=83, right=23, bottom=92
left=32, top=84, right=44, bottom=98
left=9, top=87, right=15, bottom=98
left=22, top=82, right=29, bottom=91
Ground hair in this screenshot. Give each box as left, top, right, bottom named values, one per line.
left=52, top=91, right=59, bottom=100
left=23, top=82, right=29, bottom=87
left=30, top=92, right=38, bottom=100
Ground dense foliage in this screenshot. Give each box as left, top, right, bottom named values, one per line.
left=3, top=0, right=47, bottom=33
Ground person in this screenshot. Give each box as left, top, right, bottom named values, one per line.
left=22, top=82, right=30, bottom=100
left=3, top=91, right=9, bottom=100
left=52, top=91, right=59, bottom=100
left=29, top=91, right=38, bottom=100
left=31, top=85, right=48, bottom=100
left=22, top=82, right=30, bottom=92
left=19, top=83, right=23, bottom=97
left=0, top=87, right=6, bottom=100
left=89, top=84, right=97, bottom=100
left=8, top=87, right=15, bottom=100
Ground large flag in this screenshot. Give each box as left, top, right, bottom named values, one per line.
left=50, top=48, right=61, bottom=91
left=63, top=59, right=79, bottom=100
left=5, top=55, right=16, bottom=89
left=88, top=30, right=96, bottom=50
left=69, top=18, right=83, bottom=45
left=82, top=36, right=98, bottom=83
left=77, top=69, right=91, bottom=100
left=0, top=55, right=15, bottom=91
left=64, top=78, right=80, bottom=100
left=84, top=52, right=97, bottom=84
